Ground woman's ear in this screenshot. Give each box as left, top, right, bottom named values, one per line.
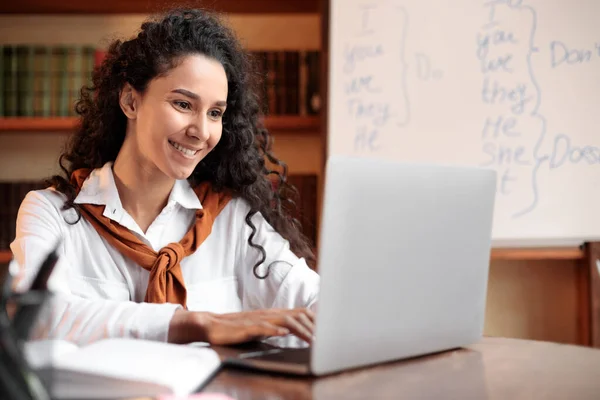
left=119, top=83, right=138, bottom=119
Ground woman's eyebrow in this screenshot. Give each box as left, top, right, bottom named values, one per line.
left=171, top=88, right=226, bottom=106
left=171, top=88, right=199, bottom=99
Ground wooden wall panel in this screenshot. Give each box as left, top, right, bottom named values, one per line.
left=484, top=259, right=580, bottom=345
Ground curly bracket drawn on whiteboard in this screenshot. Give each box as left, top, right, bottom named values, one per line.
left=396, top=4, right=411, bottom=128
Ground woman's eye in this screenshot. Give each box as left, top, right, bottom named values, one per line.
left=209, top=109, right=223, bottom=119
left=174, top=101, right=191, bottom=110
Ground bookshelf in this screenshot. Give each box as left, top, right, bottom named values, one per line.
left=0, top=115, right=321, bottom=134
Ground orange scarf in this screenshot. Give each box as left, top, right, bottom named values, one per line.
left=70, top=169, right=232, bottom=309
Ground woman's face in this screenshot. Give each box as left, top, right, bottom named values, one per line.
left=127, top=53, right=228, bottom=180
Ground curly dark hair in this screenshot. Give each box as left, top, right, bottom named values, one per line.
left=49, top=8, right=315, bottom=277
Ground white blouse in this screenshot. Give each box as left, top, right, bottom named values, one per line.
left=9, top=162, right=320, bottom=345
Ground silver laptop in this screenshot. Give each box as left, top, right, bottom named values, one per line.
left=224, top=154, right=497, bottom=376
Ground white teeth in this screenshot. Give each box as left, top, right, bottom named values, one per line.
left=170, top=141, right=197, bottom=157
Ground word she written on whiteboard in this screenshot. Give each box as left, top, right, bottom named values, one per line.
left=328, top=0, right=600, bottom=243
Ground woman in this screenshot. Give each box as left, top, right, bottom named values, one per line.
left=9, top=8, right=319, bottom=346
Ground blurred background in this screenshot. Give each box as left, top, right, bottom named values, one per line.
left=0, top=0, right=593, bottom=349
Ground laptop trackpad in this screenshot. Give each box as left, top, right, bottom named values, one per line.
left=242, top=347, right=311, bottom=364
left=228, top=347, right=312, bottom=375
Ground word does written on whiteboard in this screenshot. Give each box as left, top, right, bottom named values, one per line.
left=328, top=0, right=600, bottom=244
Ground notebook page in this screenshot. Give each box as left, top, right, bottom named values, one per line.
left=23, top=339, right=79, bottom=369
left=53, top=338, right=221, bottom=395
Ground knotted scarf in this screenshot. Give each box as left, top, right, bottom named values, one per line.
left=70, top=169, right=232, bottom=308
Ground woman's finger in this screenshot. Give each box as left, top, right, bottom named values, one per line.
left=241, top=321, right=289, bottom=342
left=208, top=319, right=289, bottom=345
left=297, top=312, right=315, bottom=333
left=306, top=308, right=316, bottom=322
left=280, top=315, right=313, bottom=343
left=259, top=321, right=290, bottom=336
left=295, top=307, right=316, bottom=323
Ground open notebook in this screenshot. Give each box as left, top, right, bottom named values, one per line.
left=23, top=338, right=221, bottom=399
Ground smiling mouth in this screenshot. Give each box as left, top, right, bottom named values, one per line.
left=169, top=140, right=199, bottom=158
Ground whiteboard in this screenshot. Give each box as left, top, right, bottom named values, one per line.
left=327, top=0, right=600, bottom=246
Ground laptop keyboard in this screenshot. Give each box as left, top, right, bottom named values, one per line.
left=245, top=347, right=311, bottom=365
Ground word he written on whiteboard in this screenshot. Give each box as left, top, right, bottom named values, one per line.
left=340, top=2, right=410, bottom=153
left=551, top=41, right=600, bottom=68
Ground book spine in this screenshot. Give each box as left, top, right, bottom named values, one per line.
left=26, top=46, right=35, bottom=117
left=287, top=51, right=299, bottom=115
left=0, top=45, right=4, bottom=117
left=71, top=46, right=82, bottom=116
left=0, top=183, right=8, bottom=250
left=15, top=45, right=28, bottom=116
left=58, top=46, right=70, bottom=116
left=83, top=46, right=95, bottom=90
left=4, top=46, right=17, bottom=117
left=266, top=52, right=277, bottom=115
left=50, top=46, right=60, bottom=116
left=306, top=51, right=321, bottom=115
left=283, top=51, right=291, bottom=114
left=298, top=51, right=308, bottom=116
left=41, top=46, right=51, bottom=117
left=276, top=51, right=286, bottom=114
left=260, top=52, right=269, bottom=115
left=32, top=46, right=44, bottom=116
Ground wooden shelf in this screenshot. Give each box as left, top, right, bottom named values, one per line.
left=490, top=247, right=585, bottom=261
left=1, top=247, right=586, bottom=264
left=261, top=115, right=320, bottom=133
left=0, top=251, right=12, bottom=264
left=0, top=115, right=321, bottom=134
left=0, top=117, right=76, bottom=132
left=0, top=0, right=319, bottom=14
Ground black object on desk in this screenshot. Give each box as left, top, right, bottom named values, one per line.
left=0, top=242, right=60, bottom=400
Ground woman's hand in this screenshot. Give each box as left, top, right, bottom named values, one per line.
left=168, top=307, right=315, bottom=345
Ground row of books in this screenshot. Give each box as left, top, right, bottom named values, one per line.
left=1, top=45, right=99, bottom=117
left=253, top=51, right=321, bottom=116
left=0, top=45, right=321, bottom=118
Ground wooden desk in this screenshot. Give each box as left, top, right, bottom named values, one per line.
left=200, top=337, right=600, bottom=399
